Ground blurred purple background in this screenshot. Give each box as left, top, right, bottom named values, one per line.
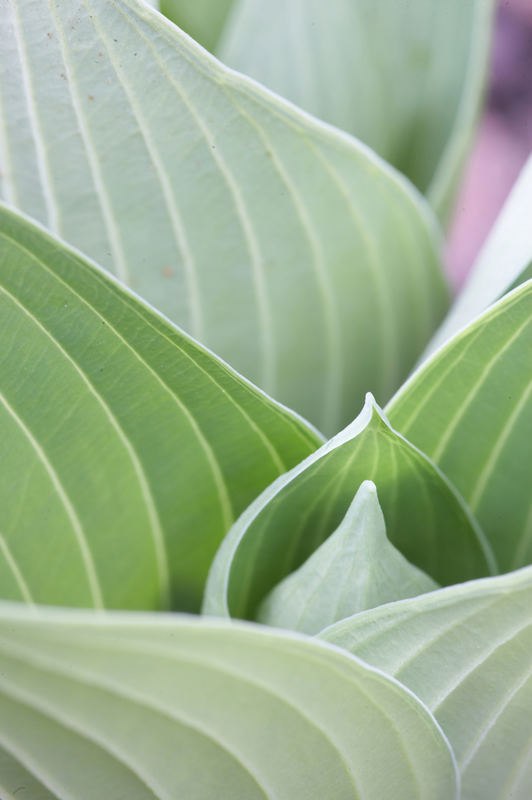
left=447, top=0, right=532, bottom=288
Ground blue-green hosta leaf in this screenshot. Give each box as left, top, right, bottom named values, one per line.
left=203, top=394, right=494, bottom=621
left=321, top=566, right=532, bottom=800
left=0, top=204, right=322, bottom=612
left=387, top=280, right=532, bottom=573
left=428, top=154, right=532, bottom=354
left=0, top=0, right=447, bottom=433
left=160, top=0, right=234, bottom=51
left=0, top=603, right=459, bottom=799
left=217, top=0, right=494, bottom=219
left=256, top=480, right=438, bottom=635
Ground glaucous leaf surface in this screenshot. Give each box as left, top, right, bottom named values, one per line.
left=0, top=0, right=447, bottom=433
left=217, top=0, right=494, bottom=218
left=387, top=280, right=532, bottom=573
left=321, top=566, right=532, bottom=800
left=203, top=394, right=493, bottom=621
left=0, top=204, right=321, bottom=612
left=0, top=603, right=459, bottom=800
left=160, top=0, right=234, bottom=51
left=257, top=480, right=438, bottom=635
left=428, top=154, right=532, bottom=354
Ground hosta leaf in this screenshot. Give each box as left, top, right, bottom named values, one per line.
left=0, top=603, right=459, bottom=800
left=160, top=0, right=234, bottom=51
left=0, top=204, right=321, bottom=612
left=203, top=394, right=493, bottom=621
left=428, top=154, right=532, bottom=353
left=257, top=480, right=438, bottom=635
left=217, top=0, right=494, bottom=218
left=321, top=566, right=532, bottom=800
left=0, top=0, right=447, bottom=433
left=387, top=280, right=532, bottom=572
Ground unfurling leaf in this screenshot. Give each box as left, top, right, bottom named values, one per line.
left=204, top=394, right=494, bottom=621
left=257, top=480, right=438, bottom=634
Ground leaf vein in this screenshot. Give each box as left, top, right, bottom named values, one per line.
left=0, top=282, right=171, bottom=609
left=0, top=388, right=103, bottom=609
left=46, top=1, right=129, bottom=282
left=0, top=230, right=235, bottom=534
left=0, top=533, right=34, bottom=605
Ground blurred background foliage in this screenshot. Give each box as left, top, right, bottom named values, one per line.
left=448, top=0, right=532, bottom=285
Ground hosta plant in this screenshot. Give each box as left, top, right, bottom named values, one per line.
left=0, top=1, right=531, bottom=797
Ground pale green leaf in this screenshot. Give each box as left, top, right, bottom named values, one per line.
left=217, top=0, right=495, bottom=218
left=428, top=154, right=532, bottom=354
left=160, top=0, right=234, bottom=51
left=257, top=480, right=438, bottom=635
left=387, top=280, right=532, bottom=573
left=0, top=0, right=447, bottom=434
left=321, top=566, right=532, bottom=800
left=0, top=603, right=459, bottom=799
left=0, top=204, right=321, bottom=612
left=203, top=394, right=494, bottom=621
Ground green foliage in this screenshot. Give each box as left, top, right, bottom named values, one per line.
left=0, top=1, right=530, bottom=797
left=0, top=205, right=320, bottom=612
left=203, top=394, right=494, bottom=620
left=216, top=0, right=495, bottom=220
left=320, top=566, right=532, bottom=799
left=161, top=0, right=234, bottom=50
left=0, top=603, right=458, bottom=799
left=0, top=0, right=447, bottom=434
left=426, top=152, right=532, bottom=351
left=387, top=282, right=532, bottom=572
left=256, top=480, right=439, bottom=635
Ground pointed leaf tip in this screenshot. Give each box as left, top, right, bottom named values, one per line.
left=257, top=481, right=438, bottom=634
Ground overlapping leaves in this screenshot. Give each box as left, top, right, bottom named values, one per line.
left=160, top=0, right=233, bottom=50
left=0, top=204, right=320, bottom=612
left=256, top=481, right=438, bottom=635
left=321, top=567, right=532, bottom=798
left=0, top=0, right=447, bottom=433
left=0, top=603, right=459, bottom=799
left=204, top=394, right=493, bottom=621
left=388, top=280, right=532, bottom=572
left=427, top=153, right=532, bottom=352
left=216, top=0, right=494, bottom=218
left=1, top=2, right=530, bottom=797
